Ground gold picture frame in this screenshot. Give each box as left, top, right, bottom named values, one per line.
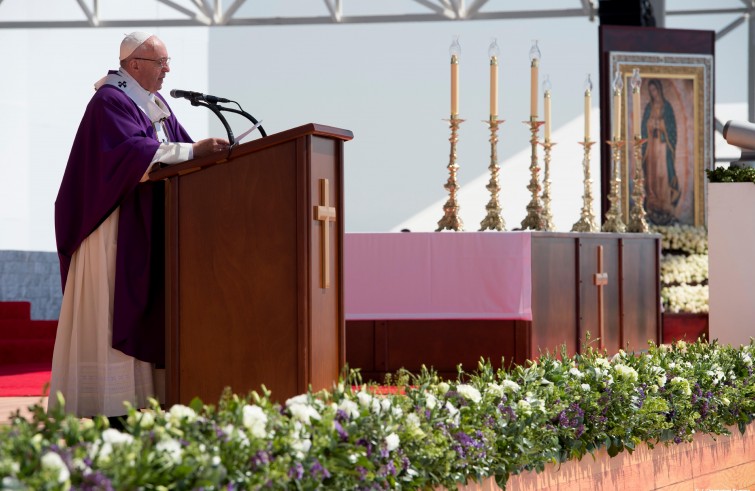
left=609, top=52, right=713, bottom=227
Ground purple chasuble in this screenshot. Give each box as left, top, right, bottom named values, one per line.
left=55, top=82, right=193, bottom=365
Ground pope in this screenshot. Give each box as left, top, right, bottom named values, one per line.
left=50, top=32, right=228, bottom=421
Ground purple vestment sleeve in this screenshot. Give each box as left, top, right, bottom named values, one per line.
left=55, top=84, right=194, bottom=365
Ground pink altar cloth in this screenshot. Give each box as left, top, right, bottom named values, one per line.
left=344, top=232, right=532, bottom=321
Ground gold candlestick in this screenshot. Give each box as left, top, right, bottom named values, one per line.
left=436, top=115, right=465, bottom=231
left=540, top=139, right=556, bottom=231
left=520, top=118, right=546, bottom=231
left=571, top=139, right=598, bottom=232
left=627, top=136, right=649, bottom=233
left=480, top=117, right=506, bottom=231
left=602, top=138, right=626, bottom=233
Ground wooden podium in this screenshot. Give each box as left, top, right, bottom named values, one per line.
left=150, top=123, right=353, bottom=405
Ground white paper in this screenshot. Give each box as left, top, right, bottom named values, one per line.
left=233, top=120, right=263, bottom=146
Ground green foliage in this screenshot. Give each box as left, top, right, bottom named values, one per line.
left=2, top=340, right=755, bottom=490
left=706, top=164, right=755, bottom=183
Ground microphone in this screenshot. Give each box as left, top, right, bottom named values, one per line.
left=170, top=89, right=231, bottom=104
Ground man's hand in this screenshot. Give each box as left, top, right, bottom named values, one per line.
left=192, top=138, right=231, bottom=158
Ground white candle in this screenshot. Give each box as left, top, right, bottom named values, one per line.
left=490, top=58, right=498, bottom=117
left=530, top=61, right=538, bottom=119
left=632, top=88, right=640, bottom=138
left=449, top=38, right=461, bottom=116
left=529, top=41, right=541, bottom=119
left=611, top=70, right=623, bottom=140
left=451, top=55, right=459, bottom=116
left=613, top=90, right=621, bottom=140
left=631, top=69, right=642, bottom=139
left=544, top=90, right=551, bottom=140
left=584, top=90, right=591, bottom=141
left=584, top=74, right=593, bottom=141
left=489, top=39, right=500, bottom=118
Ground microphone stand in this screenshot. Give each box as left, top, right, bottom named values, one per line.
left=188, top=98, right=267, bottom=144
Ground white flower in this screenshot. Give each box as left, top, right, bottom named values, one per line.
left=613, top=364, right=639, bottom=382
left=286, top=394, right=309, bottom=406
left=385, top=433, right=400, bottom=452
left=392, top=406, right=403, bottom=418
left=651, top=224, right=708, bottom=255
left=168, top=404, right=197, bottom=422
left=657, top=375, right=667, bottom=387
left=242, top=404, right=268, bottom=438
left=31, top=434, right=43, bottom=450
left=707, top=368, right=726, bottom=385
left=425, top=393, right=438, bottom=410
left=91, top=428, right=135, bottom=463
left=569, top=368, right=584, bottom=378
left=381, top=398, right=392, bottom=413
left=338, top=399, right=360, bottom=419
left=156, top=438, right=183, bottom=464
left=371, top=399, right=382, bottom=415
left=516, top=399, right=532, bottom=417
left=581, top=383, right=591, bottom=391
left=671, top=376, right=692, bottom=396
left=456, top=384, right=482, bottom=404
left=348, top=453, right=359, bottom=464
left=526, top=397, right=545, bottom=414
left=357, top=391, right=372, bottom=408
left=501, top=380, right=521, bottom=393
left=595, top=358, right=611, bottom=368
left=41, top=452, right=70, bottom=484
left=287, top=401, right=321, bottom=425
left=742, top=353, right=753, bottom=366
left=136, top=411, right=154, bottom=429
left=660, top=253, right=708, bottom=285
left=406, top=413, right=420, bottom=429
left=72, top=457, right=91, bottom=474
left=661, top=284, right=709, bottom=314
left=722, top=397, right=731, bottom=406
left=611, top=350, right=626, bottom=362
left=445, top=401, right=460, bottom=424
left=487, top=383, right=505, bottom=398
left=102, top=428, right=134, bottom=445
left=291, top=435, right=312, bottom=459
left=212, top=455, right=222, bottom=466
left=235, top=429, right=250, bottom=448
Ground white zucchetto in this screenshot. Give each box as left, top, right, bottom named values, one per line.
left=119, top=31, right=154, bottom=61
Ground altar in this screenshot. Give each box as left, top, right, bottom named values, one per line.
left=345, top=232, right=660, bottom=381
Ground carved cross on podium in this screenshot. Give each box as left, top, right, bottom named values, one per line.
left=593, top=245, right=608, bottom=351
left=314, top=178, right=337, bottom=289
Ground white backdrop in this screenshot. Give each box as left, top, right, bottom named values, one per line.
left=0, top=8, right=748, bottom=251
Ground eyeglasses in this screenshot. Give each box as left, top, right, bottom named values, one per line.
left=133, top=57, right=171, bottom=68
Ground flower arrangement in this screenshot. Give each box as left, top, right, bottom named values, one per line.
left=650, top=224, right=708, bottom=256
left=661, top=284, right=709, bottom=314
left=660, top=254, right=708, bottom=286
left=2, top=340, right=755, bottom=490
left=651, top=225, right=709, bottom=314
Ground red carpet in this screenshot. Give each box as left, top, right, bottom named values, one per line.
left=0, top=363, right=51, bottom=397
left=0, top=301, right=56, bottom=397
